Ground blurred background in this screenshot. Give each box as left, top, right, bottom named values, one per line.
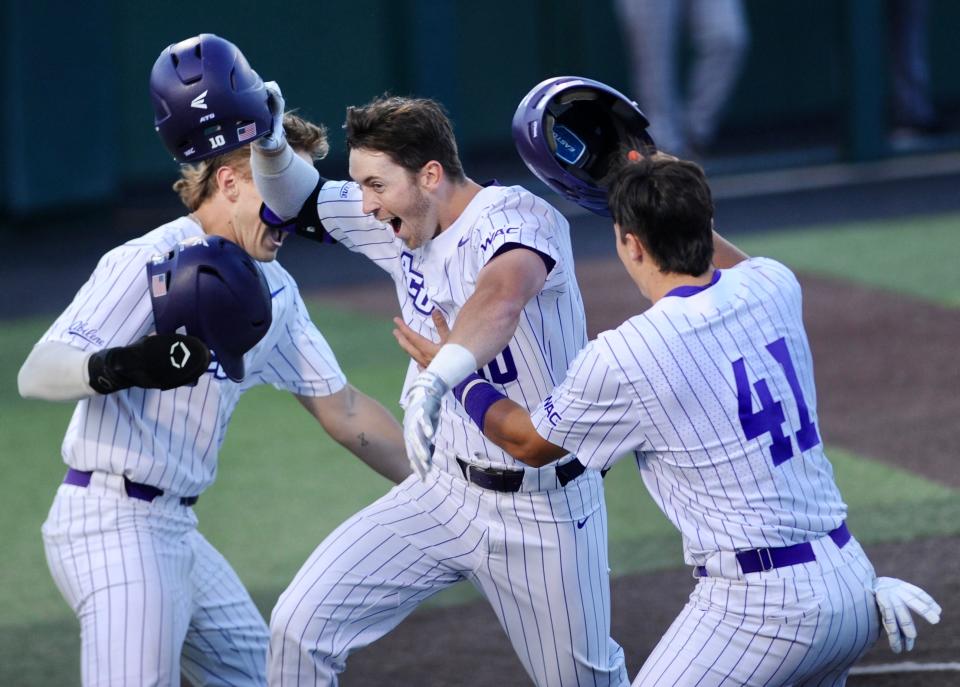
left=2, top=1, right=959, bottom=685
left=3, top=0, right=960, bottom=316
left=2, top=0, right=959, bottom=216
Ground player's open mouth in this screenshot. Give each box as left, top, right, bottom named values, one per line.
left=389, top=217, right=402, bottom=234
left=267, top=226, right=285, bottom=246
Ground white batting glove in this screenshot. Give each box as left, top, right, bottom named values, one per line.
left=874, top=576, right=941, bottom=653
left=402, top=371, right=448, bottom=480
left=255, top=80, right=287, bottom=152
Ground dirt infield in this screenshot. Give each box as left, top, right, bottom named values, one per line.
left=316, top=257, right=960, bottom=686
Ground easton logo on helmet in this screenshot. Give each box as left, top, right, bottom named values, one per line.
left=552, top=124, right=587, bottom=166
left=190, top=90, right=209, bottom=109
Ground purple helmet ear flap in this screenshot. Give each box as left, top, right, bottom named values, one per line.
left=149, top=34, right=272, bottom=163
left=512, top=76, right=655, bottom=216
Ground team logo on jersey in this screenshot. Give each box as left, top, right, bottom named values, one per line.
left=552, top=124, right=586, bottom=166
left=400, top=251, right=434, bottom=315
left=542, top=395, right=562, bottom=426
left=190, top=90, right=209, bottom=110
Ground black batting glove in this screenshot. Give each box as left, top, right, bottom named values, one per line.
left=88, top=334, right=211, bottom=394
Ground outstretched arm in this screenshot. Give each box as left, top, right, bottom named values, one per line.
left=297, top=384, right=411, bottom=484
left=19, top=335, right=209, bottom=401
left=462, top=386, right=567, bottom=467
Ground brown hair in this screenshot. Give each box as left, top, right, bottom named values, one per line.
left=174, top=113, right=329, bottom=211
left=344, top=95, right=465, bottom=182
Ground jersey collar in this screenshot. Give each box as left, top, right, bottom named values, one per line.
left=664, top=269, right=722, bottom=298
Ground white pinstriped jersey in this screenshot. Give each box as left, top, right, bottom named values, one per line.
left=40, top=217, right=346, bottom=496
left=314, top=180, right=587, bottom=474
left=531, top=257, right=848, bottom=565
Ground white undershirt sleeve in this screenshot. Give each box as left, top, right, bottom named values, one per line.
left=250, top=142, right=321, bottom=220
left=18, top=340, right=95, bottom=401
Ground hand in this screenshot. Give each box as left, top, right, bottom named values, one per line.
left=256, top=80, right=287, bottom=152
left=393, top=310, right=451, bottom=369
left=874, top=577, right=941, bottom=653
left=88, top=334, right=211, bottom=394
left=402, top=370, right=448, bottom=480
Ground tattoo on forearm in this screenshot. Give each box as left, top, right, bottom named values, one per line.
left=358, top=432, right=369, bottom=447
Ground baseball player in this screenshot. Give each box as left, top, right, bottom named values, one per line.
left=250, top=82, right=632, bottom=685
left=400, top=151, right=942, bottom=684
left=17, top=34, right=409, bottom=686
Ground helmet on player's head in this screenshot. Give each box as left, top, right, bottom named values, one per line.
left=146, top=235, right=272, bottom=382
left=512, top=76, right=656, bottom=217
left=150, top=33, right=271, bottom=163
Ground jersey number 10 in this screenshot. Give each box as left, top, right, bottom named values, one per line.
left=732, top=337, right=820, bottom=466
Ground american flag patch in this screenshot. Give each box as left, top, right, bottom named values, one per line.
left=236, top=122, right=258, bottom=142
left=151, top=273, right=168, bottom=297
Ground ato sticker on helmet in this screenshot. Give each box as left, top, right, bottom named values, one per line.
left=551, top=124, right=586, bottom=166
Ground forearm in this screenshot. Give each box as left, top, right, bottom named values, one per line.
left=298, top=386, right=411, bottom=484
left=713, top=230, right=749, bottom=268
left=18, top=341, right=94, bottom=401
left=454, top=376, right=567, bottom=467
left=482, top=398, right=567, bottom=467
left=447, top=289, right=522, bottom=368
left=250, top=142, right=320, bottom=220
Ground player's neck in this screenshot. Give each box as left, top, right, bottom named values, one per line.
left=645, top=267, right=716, bottom=304
left=435, top=178, right=484, bottom=233
left=191, top=203, right=233, bottom=242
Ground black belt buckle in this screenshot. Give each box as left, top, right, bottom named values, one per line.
left=456, top=458, right=524, bottom=492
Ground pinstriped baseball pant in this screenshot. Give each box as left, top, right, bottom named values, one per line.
left=633, top=535, right=881, bottom=686
left=42, top=474, right=269, bottom=686
left=269, top=468, right=627, bottom=686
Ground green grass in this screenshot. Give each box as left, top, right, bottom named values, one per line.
left=736, top=213, right=960, bottom=307
left=2, top=213, right=959, bottom=684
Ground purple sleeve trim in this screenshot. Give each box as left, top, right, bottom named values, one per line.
left=491, top=243, right=556, bottom=274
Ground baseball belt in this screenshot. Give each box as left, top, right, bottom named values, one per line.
left=695, top=521, right=851, bottom=577
left=455, top=457, right=588, bottom=492
left=64, top=468, right=199, bottom=506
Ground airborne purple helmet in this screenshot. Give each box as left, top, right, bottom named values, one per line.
left=512, top=76, right=655, bottom=216
left=146, top=235, right=272, bottom=382
left=150, top=34, right=271, bottom=163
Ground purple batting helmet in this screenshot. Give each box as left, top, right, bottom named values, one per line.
left=512, top=76, right=656, bottom=216
left=150, top=33, right=271, bottom=163
left=146, top=235, right=272, bottom=382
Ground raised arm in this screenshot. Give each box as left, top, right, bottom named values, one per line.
left=249, top=83, right=320, bottom=221
left=712, top=229, right=749, bottom=269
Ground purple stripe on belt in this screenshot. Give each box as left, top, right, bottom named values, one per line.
left=63, top=468, right=198, bottom=506
left=696, top=521, right=851, bottom=577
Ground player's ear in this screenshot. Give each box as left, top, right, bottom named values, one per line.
left=214, top=165, right=240, bottom=201
left=623, top=232, right=644, bottom=262
left=419, top=160, right=443, bottom=191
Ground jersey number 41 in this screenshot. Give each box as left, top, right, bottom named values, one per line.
left=732, top=337, right=821, bottom=466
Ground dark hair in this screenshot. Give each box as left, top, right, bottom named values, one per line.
left=607, top=159, right=714, bottom=275
left=344, top=95, right=465, bottom=182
